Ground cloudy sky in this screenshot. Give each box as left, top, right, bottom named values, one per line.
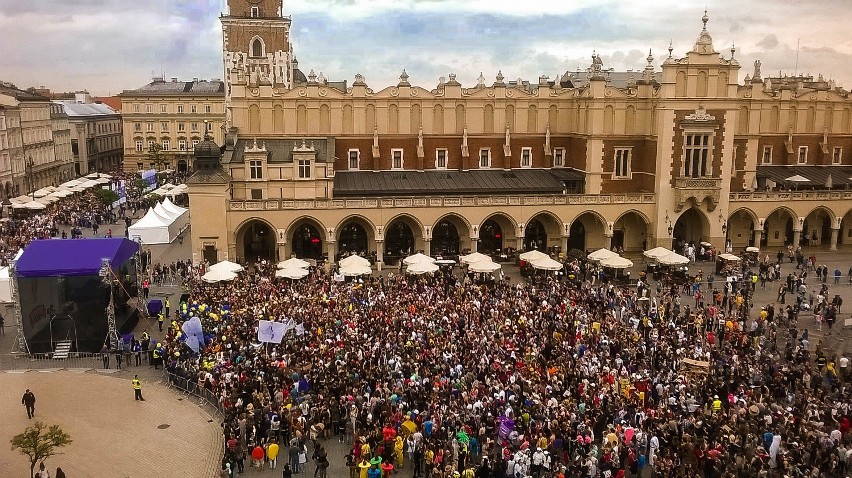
left=1, top=0, right=851, bottom=96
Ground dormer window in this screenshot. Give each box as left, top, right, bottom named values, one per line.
left=250, top=6, right=259, bottom=17
left=391, top=149, right=404, bottom=170
left=348, top=149, right=360, bottom=170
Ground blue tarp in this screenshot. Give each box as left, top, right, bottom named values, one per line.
left=16, top=238, right=140, bottom=277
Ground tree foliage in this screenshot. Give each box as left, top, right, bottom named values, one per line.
left=92, top=187, right=119, bottom=206
left=10, top=421, right=73, bottom=478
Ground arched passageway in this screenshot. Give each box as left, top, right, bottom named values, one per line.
left=237, top=219, right=275, bottom=264
left=802, top=207, right=834, bottom=248
left=763, top=208, right=795, bottom=248
left=568, top=212, right=606, bottom=252
left=727, top=209, right=757, bottom=250
left=290, top=220, right=324, bottom=260
left=338, top=221, right=369, bottom=256
left=672, top=207, right=709, bottom=251
left=612, top=211, right=649, bottom=252
left=384, top=217, right=421, bottom=265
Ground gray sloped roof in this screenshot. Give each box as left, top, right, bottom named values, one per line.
left=229, top=138, right=335, bottom=163
left=56, top=102, right=118, bottom=116
left=119, top=79, right=225, bottom=96
left=186, top=168, right=231, bottom=184
left=333, top=169, right=577, bottom=196
left=756, top=165, right=852, bottom=187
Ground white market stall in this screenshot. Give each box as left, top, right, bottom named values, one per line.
left=208, top=260, right=245, bottom=274
left=0, top=266, right=11, bottom=303
left=468, top=259, right=501, bottom=273
left=599, top=255, right=634, bottom=269
left=519, top=250, right=550, bottom=262
left=275, top=267, right=310, bottom=279
left=277, top=258, right=311, bottom=269
left=529, top=256, right=563, bottom=271
left=587, top=248, right=619, bottom=262
left=127, top=208, right=174, bottom=244
left=460, top=252, right=490, bottom=264
left=403, top=253, right=436, bottom=266
left=202, top=269, right=237, bottom=283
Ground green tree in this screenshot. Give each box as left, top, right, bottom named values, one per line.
left=92, top=187, right=119, bottom=206
left=147, top=143, right=171, bottom=171
left=10, top=421, right=73, bottom=478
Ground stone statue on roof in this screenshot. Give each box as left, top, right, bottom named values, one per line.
left=753, top=60, right=762, bottom=80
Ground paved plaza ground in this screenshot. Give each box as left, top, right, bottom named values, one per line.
left=1, top=213, right=852, bottom=476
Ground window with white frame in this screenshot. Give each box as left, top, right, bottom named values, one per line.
left=147, top=140, right=155, bottom=150
left=162, top=139, right=170, bottom=151
left=191, top=105, right=197, bottom=114
left=192, top=139, right=200, bottom=149
left=134, top=122, right=141, bottom=132
left=391, top=149, right=404, bottom=170
left=205, top=105, right=212, bottom=114
left=520, top=147, right=532, bottom=168
left=145, top=104, right=152, bottom=113
left=135, top=140, right=143, bottom=152
left=761, top=146, right=772, bottom=164
left=832, top=146, right=842, bottom=165
left=479, top=148, right=491, bottom=168
left=178, top=122, right=185, bottom=132
left=553, top=148, right=565, bottom=167
left=348, top=149, right=359, bottom=170
left=160, top=104, right=167, bottom=113
left=249, top=160, right=263, bottom=179
left=684, top=133, right=711, bottom=178
left=797, top=146, right=808, bottom=164
left=206, top=122, right=213, bottom=132
left=614, top=148, right=632, bottom=178
left=177, top=105, right=184, bottom=114
left=436, top=149, right=448, bottom=169
left=133, top=104, right=140, bottom=113
left=161, top=121, right=169, bottom=131
left=298, top=159, right=312, bottom=179
left=191, top=122, right=198, bottom=132
left=178, top=139, right=186, bottom=151
left=251, top=6, right=259, bottom=17
left=146, top=122, right=154, bottom=132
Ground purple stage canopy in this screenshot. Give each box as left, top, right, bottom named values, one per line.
left=16, top=238, right=140, bottom=277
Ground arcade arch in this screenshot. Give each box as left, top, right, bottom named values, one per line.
left=612, top=210, right=650, bottom=252
left=802, top=207, right=835, bottom=248
left=432, top=213, right=471, bottom=257
left=763, top=207, right=796, bottom=248
left=524, top=211, right=563, bottom=253
left=478, top=213, right=517, bottom=255
left=288, top=217, right=325, bottom=260
left=235, top=218, right=276, bottom=264
left=568, top=211, right=606, bottom=252
left=336, top=215, right=375, bottom=260
left=384, top=214, right=424, bottom=265
left=727, top=208, right=759, bottom=249
left=672, top=207, right=710, bottom=249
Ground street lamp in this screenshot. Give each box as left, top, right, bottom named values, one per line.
left=26, top=156, right=34, bottom=200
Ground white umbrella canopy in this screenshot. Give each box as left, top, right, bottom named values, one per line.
left=208, top=260, right=245, bottom=273
left=587, top=248, right=618, bottom=262
left=60, top=179, right=82, bottom=188
left=339, top=255, right=370, bottom=268
left=35, top=196, right=57, bottom=204
left=32, top=189, right=51, bottom=198
left=460, top=252, right=490, bottom=264
left=719, top=253, right=741, bottom=261
left=657, top=251, right=690, bottom=266
left=339, top=262, right=372, bottom=277
left=22, top=201, right=47, bottom=210
left=643, top=247, right=674, bottom=261
left=275, top=267, right=310, bottom=279
left=277, top=258, right=310, bottom=270
left=94, top=177, right=110, bottom=184
left=530, top=256, right=563, bottom=271
left=745, top=246, right=760, bottom=253
left=468, top=259, right=502, bottom=273
left=403, top=252, right=436, bottom=265
left=49, top=189, right=74, bottom=198
left=406, top=262, right=439, bottom=275
left=599, top=255, right=634, bottom=269
left=784, top=175, right=810, bottom=182
left=519, top=250, right=551, bottom=262
left=85, top=173, right=99, bottom=179
left=202, top=269, right=237, bottom=283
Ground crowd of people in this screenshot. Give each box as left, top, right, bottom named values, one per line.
left=154, top=253, right=851, bottom=478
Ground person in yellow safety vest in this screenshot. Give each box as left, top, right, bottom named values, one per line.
left=152, top=345, right=161, bottom=370
left=164, top=297, right=170, bottom=319
left=712, top=394, right=721, bottom=412
left=133, top=374, right=145, bottom=401
left=158, top=311, right=164, bottom=332
left=751, top=273, right=758, bottom=291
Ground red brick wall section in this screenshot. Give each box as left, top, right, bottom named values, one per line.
left=670, top=109, right=727, bottom=187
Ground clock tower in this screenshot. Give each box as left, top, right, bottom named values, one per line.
left=221, top=0, right=294, bottom=129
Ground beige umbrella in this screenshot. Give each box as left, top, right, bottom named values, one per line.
left=50, top=189, right=74, bottom=198
left=460, top=252, right=490, bottom=264
left=406, top=262, right=439, bottom=275
left=275, top=267, right=310, bottom=279
left=202, top=269, right=237, bottom=283
left=339, top=262, right=372, bottom=277
left=643, top=247, right=673, bottom=261
left=22, top=201, right=47, bottom=210
left=468, top=259, right=502, bottom=273
left=35, top=196, right=57, bottom=204
left=339, top=255, right=370, bottom=268
left=277, top=258, right=310, bottom=269
left=94, top=177, right=110, bottom=184
left=599, top=255, right=634, bottom=269
left=719, top=253, right=741, bottom=261
left=519, top=250, right=550, bottom=262
left=529, top=256, right=563, bottom=271
left=208, top=260, right=244, bottom=273
left=657, top=252, right=689, bottom=266
left=587, top=248, right=618, bottom=262
left=32, top=189, right=51, bottom=198
left=403, top=253, right=436, bottom=265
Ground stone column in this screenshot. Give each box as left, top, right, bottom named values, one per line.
left=424, top=239, right=431, bottom=256
left=752, top=229, right=762, bottom=248
left=604, top=234, right=613, bottom=250
left=326, top=240, right=336, bottom=263
left=830, top=228, right=839, bottom=251
left=792, top=227, right=802, bottom=250
left=376, top=240, right=384, bottom=264
left=561, top=235, right=569, bottom=255
left=469, top=238, right=478, bottom=253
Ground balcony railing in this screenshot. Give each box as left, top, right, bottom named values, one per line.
left=229, top=193, right=658, bottom=212
left=730, top=190, right=852, bottom=202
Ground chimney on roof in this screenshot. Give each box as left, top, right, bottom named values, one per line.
left=211, top=78, right=221, bottom=82
left=171, top=77, right=178, bottom=83
left=193, top=77, right=199, bottom=83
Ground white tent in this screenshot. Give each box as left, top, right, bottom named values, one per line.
left=277, top=258, right=310, bottom=269
left=643, top=247, right=673, bottom=261
left=127, top=207, right=174, bottom=244
left=460, top=252, right=490, bottom=264
left=519, top=250, right=551, bottom=262
left=32, top=188, right=51, bottom=198
left=276, top=267, right=310, bottom=279
left=202, top=269, right=237, bottom=283
left=35, top=195, right=57, bottom=204
left=403, top=253, right=436, bottom=265
left=587, top=248, right=618, bottom=262
left=529, top=256, right=563, bottom=271
left=49, top=189, right=73, bottom=198
left=468, top=259, right=501, bottom=273
left=406, top=262, right=439, bottom=275
left=0, top=266, right=11, bottom=303
left=22, top=201, right=46, bottom=210
left=161, top=198, right=189, bottom=231
left=339, top=255, right=370, bottom=268
left=599, top=255, right=634, bottom=269
left=339, top=262, right=372, bottom=277
left=657, top=251, right=690, bottom=266
left=208, top=260, right=245, bottom=273
left=94, top=177, right=110, bottom=184
left=719, top=253, right=741, bottom=261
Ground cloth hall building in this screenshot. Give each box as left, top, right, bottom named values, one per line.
left=187, top=0, right=852, bottom=266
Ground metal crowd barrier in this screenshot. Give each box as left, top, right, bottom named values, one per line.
left=0, top=352, right=106, bottom=371
left=161, top=369, right=225, bottom=420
